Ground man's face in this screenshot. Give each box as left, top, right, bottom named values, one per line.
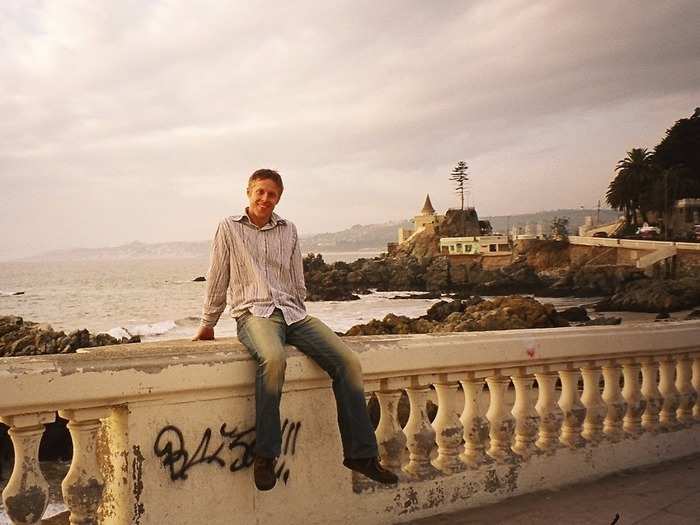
left=247, top=178, right=282, bottom=221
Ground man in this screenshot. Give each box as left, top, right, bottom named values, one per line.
left=193, top=169, right=398, bottom=491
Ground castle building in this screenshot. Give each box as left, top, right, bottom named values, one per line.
left=397, top=194, right=445, bottom=244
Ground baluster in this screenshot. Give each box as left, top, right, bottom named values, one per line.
left=641, top=361, right=661, bottom=432
left=510, top=375, right=538, bottom=459
left=402, top=385, right=438, bottom=477
left=375, top=390, right=406, bottom=470
left=459, top=377, right=487, bottom=466
left=602, top=365, right=625, bottom=440
left=622, top=363, right=643, bottom=434
left=658, top=358, right=679, bottom=428
left=691, top=356, right=700, bottom=420
left=59, top=407, right=110, bottom=525
left=534, top=372, right=561, bottom=452
left=432, top=382, right=464, bottom=473
left=0, top=412, right=54, bottom=525
left=485, top=375, right=514, bottom=462
left=558, top=369, right=585, bottom=448
left=676, top=358, right=695, bottom=424
left=580, top=367, right=605, bottom=442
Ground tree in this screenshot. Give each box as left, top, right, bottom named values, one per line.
left=449, top=161, right=469, bottom=210
left=605, top=148, right=654, bottom=225
left=550, top=216, right=569, bottom=241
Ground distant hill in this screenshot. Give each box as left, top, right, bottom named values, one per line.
left=23, top=209, right=620, bottom=261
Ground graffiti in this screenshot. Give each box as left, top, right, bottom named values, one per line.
left=153, top=419, right=301, bottom=484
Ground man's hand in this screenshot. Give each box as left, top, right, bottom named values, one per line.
left=193, top=325, right=215, bottom=341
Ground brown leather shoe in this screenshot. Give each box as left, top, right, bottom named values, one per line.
left=343, top=457, right=398, bottom=484
left=254, top=456, right=276, bottom=491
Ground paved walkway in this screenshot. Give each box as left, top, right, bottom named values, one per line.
left=406, top=454, right=700, bottom=525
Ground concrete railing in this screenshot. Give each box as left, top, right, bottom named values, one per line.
left=2, top=323, right=700, bottom=524
left=569, top=236, right=700, bottom=252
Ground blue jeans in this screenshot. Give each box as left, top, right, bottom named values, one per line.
left=236, top=309, right=379, bottom=460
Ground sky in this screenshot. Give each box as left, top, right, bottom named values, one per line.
left=1, top=0, right=699, bottom=259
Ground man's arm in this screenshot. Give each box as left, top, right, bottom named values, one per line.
left=194, top=220, right=231, bottom=341
left=289, top=223, right=307, bottom=303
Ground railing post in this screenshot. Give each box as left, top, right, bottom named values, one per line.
left=375, top=390, right=406, bottom=470
left=59, top=407, right=111, bottom=525
left=622, top=363, right=643, bottom=434
left=0, top=412, right=55, bottom=525
left=580, top=367, right=605, bottom=442
left=602, top=364, right=625, bottom=441
left=485, top=375, right=514, bottom=462
left=658, top=358, right=680, bottom=428
left=558, top=369, right=585, bottom=448
left=403, top=385, right=438, bottom=477
left=510, top=374, right=538, bottom=459
left=676, top=357, right=695, bottom=424
left=459, top=376, right=487, bottom=466
left=641, top=360, right=662, bottom=432
left=534, top=372, right=561, bottom=452
left=432, top=382, right=464, bottom=473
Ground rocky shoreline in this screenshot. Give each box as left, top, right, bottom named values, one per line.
left=343, top=295, right=621, bottom=336
left=0, top=316, right=140, bottom=358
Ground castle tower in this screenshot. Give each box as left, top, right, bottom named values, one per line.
left=421, top=194, right=436, bottom=216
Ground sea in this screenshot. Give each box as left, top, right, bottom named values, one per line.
left=0, top=253, right=660, bottom=344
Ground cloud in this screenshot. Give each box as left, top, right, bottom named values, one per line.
left=1, top=0, right=699, bottom=257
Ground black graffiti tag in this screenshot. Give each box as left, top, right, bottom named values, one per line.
left=154, top=419, right=302, bottom=484
left=153, top=426, right=225, bottom=480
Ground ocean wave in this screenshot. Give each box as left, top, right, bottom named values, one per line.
left=107, top=319, right=178, bottom=339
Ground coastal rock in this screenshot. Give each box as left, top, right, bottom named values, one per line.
left=192, top=276, right=206, bottom=282
left=344, top=295, right=569, bottom=336
left=595, top=277, right=700, bottom=313
left=557, top=306, right=590, bottom=323
left=581, top=316, right=622, bottom=326
left=685, top=309, right=700, bottom=320
left=0, top=315, right=140, bottom=358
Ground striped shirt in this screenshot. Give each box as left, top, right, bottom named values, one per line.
left=200, top=211, right=307, bottom=327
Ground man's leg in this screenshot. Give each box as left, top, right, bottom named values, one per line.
left=287, top=315, right=379, bottom=460
left=236, top=311, right=288, bottom=459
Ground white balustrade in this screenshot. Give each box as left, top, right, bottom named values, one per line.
left=403, top=385, right=438, bottom=477
left=658, top=358, right=680, bottom=428
left=485, top=375, right=514, bottom=462
left=641, top=361, right=662, bottom=432
left=0, top=412, right=54, bottom=525
left=622, top=363, right=643, bottom=434
left=459, top=377, right=487, bottom=466
left=676, top=358, right=694, bottom=424
left=59, top=407, right=110, bottom=525
left=510, top=374, right=538, bottom=458
left=580, top=367, right=605, bottom=442
left=431, top=382, right=464, bottom=473
left=534, top=372, right=561, bottom=452
left=558, top=369, right=585, bottom=448
left=374, top=390, right=407, bottom=470
left=601, top=365, right=625, bottom=440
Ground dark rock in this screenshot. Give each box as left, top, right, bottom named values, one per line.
left=345, top=295, right=570, bottom=335
left=557, top=306, right=590, bottom=323
left=192, top=276, right=206, bottom=282
left=655, top=312, right=670, bottom=320
left=595, top=277, right=700, bottom=313
left=685, top=309, right=700, bottom=320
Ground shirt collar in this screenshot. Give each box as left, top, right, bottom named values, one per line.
left=232, top=210, right=286, bottom=230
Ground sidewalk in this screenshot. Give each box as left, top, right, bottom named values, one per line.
left=406, top=454, right=700, bottom=525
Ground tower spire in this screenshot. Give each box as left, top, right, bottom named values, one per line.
left=421, top=194, right=435, bottom=215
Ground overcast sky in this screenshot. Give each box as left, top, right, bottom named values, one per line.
left=1, top=0, right=699, bottom=259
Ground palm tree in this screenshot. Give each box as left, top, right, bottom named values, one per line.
left=606, top=148, right=653, bottom=225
